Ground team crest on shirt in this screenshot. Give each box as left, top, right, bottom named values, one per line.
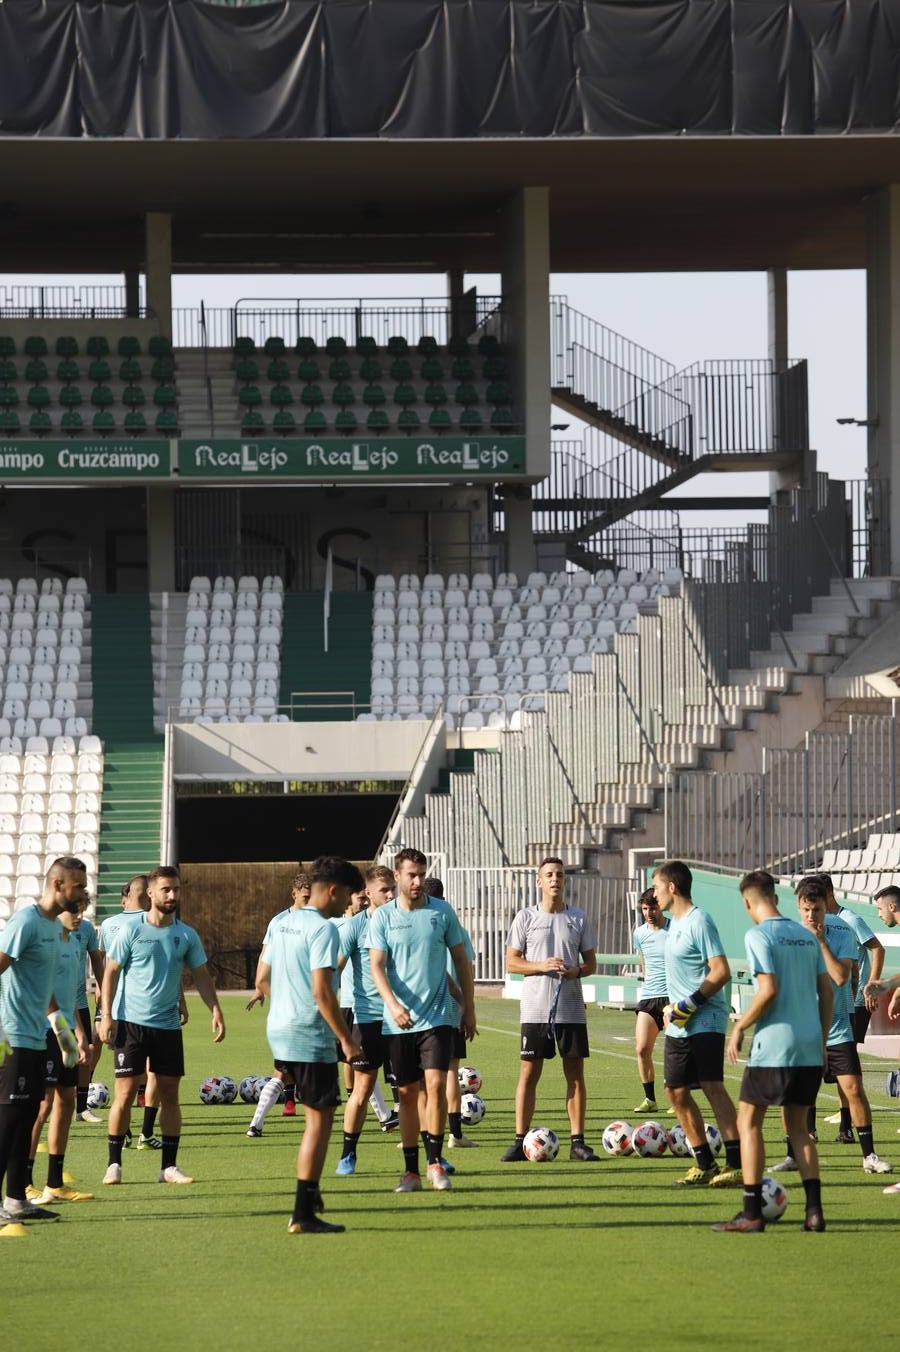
left=173, top=935, right=181, bottom=948
left=17, top=1076, right=26, bottom=1093
left=117, top=1053, right=125, bottom=1066
left=46, top=1059, right=54, bottom=1076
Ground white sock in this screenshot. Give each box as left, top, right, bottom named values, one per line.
left=4, top=1195, right=24, bottom=1214
left=251, top=1079, right=282, bottom=1129
left=369, top=1080, right=391, bottom=1123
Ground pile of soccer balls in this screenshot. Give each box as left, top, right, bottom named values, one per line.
left=458, top=1066, right=486, bottom=1128
left=602, top=1119, right=722, bottom=1159
left=199, top=1075, right=238, bottom=1105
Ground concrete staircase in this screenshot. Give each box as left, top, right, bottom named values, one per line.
left=176, top=350, right=242, bottom=438
left=151, top=592, right=188, bottom=732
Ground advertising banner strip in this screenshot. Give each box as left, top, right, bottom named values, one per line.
left=0, top=442, right=171, bottom=479
left=177, top=437, right=526, bottom=479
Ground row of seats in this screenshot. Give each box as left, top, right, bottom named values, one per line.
left=0, top=336, right=172, bottom=359
left=373, top=568, right=684, bottom=591
left=0, top=408, right=178, bottom=437
left=178, top=576, right=283, bottom=721
left=821, top=837, right=900, bottom=872
left=0, top=578, right=90, bottom=739
left=232, top=333, right=502, bottom=357
left=827, top=873, right=896, bottom=897
left=237, top=355, right=506, bottom=384
left=240, top=405, right=512, bottom=436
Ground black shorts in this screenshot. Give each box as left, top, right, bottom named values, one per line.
left=113, top=1022, right=185, bottom=1079
left=852, top=1007, right=871, bottom=1045
left=664, top=1031, right=726, bottom=1089
left=0, top=1045, right=47, bottom=1104
left=43, top=1029, right=78, bottom=1090
left=77, top=1006, right=94, bottom=1042
left=635, top=997, right=668, bottom=1032
left=387, top=1026, right=453, bottom=1087
left=350, top=1021, right=387, bottom=1074
left=336, top=1008, right=355, bottom=1063
left=824, top=1041, right=862, bottom=1083
left=284, top=1060, right=342, bottom=1112
left=450, top=1027, right=466, bottom=1060
left=272, top=1059, right=296, bottom=1082
left=520, top=1022, right=589, bottom=1061
left=740, top=1065, right=823, bottom=1107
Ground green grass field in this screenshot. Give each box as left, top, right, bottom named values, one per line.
left=7, top=993, right=900, bottom=1350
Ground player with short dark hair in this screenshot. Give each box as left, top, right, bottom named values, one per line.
left=712, top=870, right=831, bottom=1233
left=632, top=886, right=670, bottom=1114
left=257, top=854, right=363, bottom=1234
left=654, top=859, right=742, bottom=1188
left=99, top=865, right=226, bottom=1186
left=502, top=857, right=600, bottom=1163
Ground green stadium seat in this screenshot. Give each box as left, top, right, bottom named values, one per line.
left=486, top=381, right=510, bottom=406
left=233, top=336, right=255, bottom=356
left=0, top=410, right=20, bottom=434
left=0, top=387, right=19, bottom=409
left=61, top=410, right=84, bottom=434
left=491, top=406, right=514, bottom=430
left=362, top=384, right=385, bottom=407
left=325, top=336, right=347, bottom=355
left=301, top=384, right=324, bottom=409
left=387, top=335, right=409, bottom=355
left=0, top=360, right=16, bottom=383
left=328, top=357, right=351, bottom=382
left=366, top=409, right=389, bottom=432
left=448, top=336, right=470, bottom=356
left=398, top=408, right=420, bottom=433
left=55, top=360, right=78, bottom=383
left=267, top=358, right=290, bottom=383
left=241, top=409, right=265, bottom=433
left=92, top=409, right=115, bottom=433
left=148, top=335, right=173, bottom=358
left=263, top=336, right=286, bottom=355
left=119, top=358, right=142, bottom=382
left=91, top=385, right=114, bottom=409
left=429, top=408, right=452, bottom=432
left=88, top=359, right=111, bottom=383
left=123, top=384, right=146, bottom=408
left=298, top=358, right=321, bottom=383
left=304, top=409, right=328, bottom=434
left=238, top=385, right=262, bottom=409
left=0, top=337, right=15, bottom=358
left=359, top=357, right=382, bottom=382
left=236, top=358, right=259, bottom=384
left=417, top=335, right=438, bottom=354
left=273, top=409, right=296, bottom=435
left=424, top=383, right=447, bottom=407
left=390, top=357, right=413, bottom=381
left=296, top=336, right=317, bottom=355
left=452, top=357, right=475, bottom=381
left=60, top=385, right=82, bottom=409
left=393, top=383, right=417, bottom=407
left=460, top=406, right=483, bottom=431
left=421, top=358, right=443, bottom=381
left=86, top=336, right=110, bottom=358
left=331, top=382, right=355, bottom=409
left=155, top=409, right=179, bottom=434
left=455, top=382, right=478, bottom=406
left=482, top=356, right=506, bottom=380
left=270, top=384, right=293, bottom=408
left=153, top=384, right=177, bottom=409
left=335, top=409, right=357, bottom=433
left=478, top=334, right=500, bottom=355
left=24, top=336, right=48, bottom=358
left=55, top=336, right=78, bottom=357
left=25, top=359, right=47, bottom=383
left=124, top=410, right=147, bottom=435
left=356, top=336, right=378, bottom=355
left=117, top=336, right=141, bottom=357
left=151, top=357, right=175, bottom=382
left=29, top=410, right=51, bottom=436
left=27, top=386, right=50, bottom=410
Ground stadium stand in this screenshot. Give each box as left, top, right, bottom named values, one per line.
left=176, top=574, right=286, bottom=721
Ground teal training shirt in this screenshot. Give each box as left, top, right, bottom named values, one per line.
left=745, top=916, right=826, bottom=1067
left=634, top=917, right=670, bottom=999
left=99, top=909, right=143, bottom=952
left=52, top=929, right=82, bottom=1027
left=71, top=916, right=100, bottom=1009
left=838, top=906, right=878, bottom=1008
left=108, top=915, right=206, bottom=1030
left=663, top=906, right=729, bottom=1039
left=822, top=914, right=857, bottom=1045
left=444, top=923, right=476, bottom=1029
left=368, top=896, right=467, bottom=1035
left=333, top=914, right=356, bottom=1008
left=339, top=908, right=384, bottom=1024
left=0, top=904, right=63, bottom=1050
left=266, top=906, right=339, bottom=1064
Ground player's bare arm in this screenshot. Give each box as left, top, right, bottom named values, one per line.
left=191, top=963, right=226, bottom=1043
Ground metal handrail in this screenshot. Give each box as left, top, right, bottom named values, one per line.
left=377, top=703, right=446, bottom=861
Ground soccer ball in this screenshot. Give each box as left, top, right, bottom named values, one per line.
left=458, top=1066, right=482, bottom=1094
left=704, top=1123, right=723, bottom=1155
left=238, top=1076, right=260, bottom=1103
left=523, top=1126, right=560, bottom=1162
left=86, top=1081, right=109, bottom=1109
left=218, top=1075, right=238, bottom=1104
left=602, top=1121, right=634, bottom=1156
left=199, top=1076, right=229, bottom=1104
left=460, top=1093, right=486, bottom=1126
left=632, top=1120, right=668, bottom=1157
left=666, top=1124, right=690, bottom=1157
left=760, top=1175, right=788, bottom=1221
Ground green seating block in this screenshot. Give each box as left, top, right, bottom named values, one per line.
left=263, top=336, right=286, bottom=355
left=88, top=359, right=111, bottom=383
left=273, top=409, right=296, bottom=435
left=367, top=408, right=389, bottom=432
left=335, top=409, right=358, bottom=432
left=118, top=336, right=141, bottom=357
left=24, top=336, right=48, bottom=358
left=29, top=410, right=51, bottom=435
left=91, top=385, right=114, bottom=409
left=59, top=385, right=82, bottom=409
left=429, top=407, right=452, bottom=432
left=92, top=409, right=115, bottom=433
left=304, top=409, right=328, bottom=434
left=86, top=335, right=110, bottom=358
left=148, top=336, right=173, bottom=358
left=270, top=383, right=293, bottom=408
left=124, top=410, right=147, bottom=434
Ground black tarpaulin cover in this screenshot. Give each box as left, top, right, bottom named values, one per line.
left=2, top=0, right=900, bottom=139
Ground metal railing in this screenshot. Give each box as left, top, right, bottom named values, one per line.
left=550, top=296, right=675, bottom=397
left=0, top=284, right=149, bottom=320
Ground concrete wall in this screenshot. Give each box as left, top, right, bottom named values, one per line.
left=172, top=717, right=430, bottom=780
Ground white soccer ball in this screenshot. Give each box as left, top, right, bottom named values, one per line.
left=632, top=1120, right=668, bottom=1157
left=86, top=1081, right=109, bottom=1109
left=460, top=1092, right=486, bottom=1126
left=523, top=1126, right=560, bottom=1162
left=254, top=1075, right=272, bottom=1099
left=218, top=1075, right=238, bottom=1104
left=602, top=1120, right=634, bottom=1156
left=199, top=1076, right=227, bottom=1105
left=704, top=1123, right=723, bottom=1156
left=458, top=1065, right=482, bottom=1094
left=760, top=1175, right=788, bottom=1221
left=666, top=1124, right=690, bottom=1157
left=238, top=1076, right=260, bottom=1103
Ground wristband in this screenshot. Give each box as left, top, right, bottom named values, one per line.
left=690, top=989, right=708, bottom=1007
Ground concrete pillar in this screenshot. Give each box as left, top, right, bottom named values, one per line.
left=766, top=268, right=808, bottom=493
left=124, top=269, right=141, bottom=319
left=503, top=486, right=534, bottom=580
left=146, top=485, right=176, bottom=593
left=145, top=212, right=173, bottom=340
left=866, top=186, right=900, bottom=575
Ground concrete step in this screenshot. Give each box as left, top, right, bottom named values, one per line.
left=832, top=577, right=898, bottom=601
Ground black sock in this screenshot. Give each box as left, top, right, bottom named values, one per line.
left=448, top=1111, right=462, bottom=1139
left=724, top=1138, right=741, bottom=1170
left=840, top=1106, right=852, bottom=1133
left=285, top=1085, right=295, bottom=1104
left=107, top=1134, right=125, bottom=1167
left=391, top=1086, right=400, bottom=1107
left=423, top=1132, right=444, bottom=1166
left=643, top=1081, right=656, bottom=1101
left=341, top=1131, right=361, bottom=1159
left=47, top=1153, right=65, bottom=1189
left=515, top=1132, right=526, bottom=1145
left=2, top=1100, right=40, bottom=1201
left=803, top=1176, right=822, bottom=1211
left=24, top=1157, right=34, bottom=1188
left=402, top=1145, right=419, bottom=1174
left=784, top=1136, right=795, bottom=1159
left=692, top=1141, right=715, bottom=1170
left=807, top=1105, right=817, bottom=1134
left=141, top=1106, right=159, bottom=1139
left=571, top=1133, right=585, bottom=1146
left=858, top=1124, right=875, bottom=1158
left=76, top=1085, right=88, bottom=1115
left=293, top=1179, right=317, bottom=1224
left=161, top=1135, right=180, bottom=1170
left=742, top=1183, right=763, bottom=1221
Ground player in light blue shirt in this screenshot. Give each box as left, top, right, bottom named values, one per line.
left=100, top=866, right=225, bottom=1189
left=825, top=875, right=885, bottom=1141
left=632, top=886, right=671, bottom=1114
left=70, top=909, right=103, bottom=1124
left=712, top=870, right=832, bottom=1233
left=256, top=855, right=362, bottom=1235
left=654, top=859, right=741, bottom=1187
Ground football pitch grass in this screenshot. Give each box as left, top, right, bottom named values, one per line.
left=8, top=993, right=900, bottom=1351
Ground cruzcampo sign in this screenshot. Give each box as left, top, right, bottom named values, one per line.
left=177, top=437, right=526, bottom=479
left=0, top=442, right=170, bottom=478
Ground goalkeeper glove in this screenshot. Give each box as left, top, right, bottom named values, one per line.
left=49, top=1010, right=79, bottom=1068
left=665, top=990, right=707, bottom=1028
